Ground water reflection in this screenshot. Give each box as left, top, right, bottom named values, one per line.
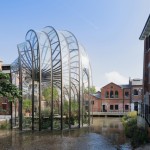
left=91, top=117, right=131, bottom=149
left=0, top=117, right=132, bottom=150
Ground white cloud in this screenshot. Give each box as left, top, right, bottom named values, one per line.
left=105, top=71, right=129, bottom=85
left=95, top=86, right=100, bottom=91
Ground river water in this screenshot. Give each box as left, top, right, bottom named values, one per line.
left=0, top=117, right=132, bottom=150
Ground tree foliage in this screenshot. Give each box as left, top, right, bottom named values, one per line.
left=0, top=72, right=21, bottom=101
left=42, top=87, right=59, bottom=103
left=63, top=100, right=69, bottom=115
left=71, top=101, right=78, bottom=113
left=63, top=100, right=78, bottom=116
left=23, top=99, right=32, bottom=113
left=84, top=86, right=96, bottom=94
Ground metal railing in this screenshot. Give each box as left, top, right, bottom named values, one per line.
left=138, top=103, right=150, bottom=126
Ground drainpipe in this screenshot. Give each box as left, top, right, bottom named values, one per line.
left=123, top=88, right=124, bottom=113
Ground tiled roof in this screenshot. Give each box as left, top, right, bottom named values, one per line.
left=92, top=91, right=101, bottom=99
left=119, top=84, right=131, bottom=89
left=139, top=15, right=150, bottom=40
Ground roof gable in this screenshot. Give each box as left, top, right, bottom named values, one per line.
left=101, top=82, right=121, bottom=90
left=139, top=15, right=150, bottom=40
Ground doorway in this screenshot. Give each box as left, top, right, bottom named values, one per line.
left=103, top=105, right=106, bottom=112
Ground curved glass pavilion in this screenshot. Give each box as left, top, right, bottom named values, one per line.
left=11, top=26, right=92, bottom=131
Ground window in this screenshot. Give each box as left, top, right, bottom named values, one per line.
left=115, top=124, right=118, bottom=128
left=146, top=36, right=150, bottom=51
left=140, top=89, right=143, bottom=95
left=115, top=105, right=118, bottom=110
left=110, top=124, right=113, bottom=128
left=2, top=66, right=10, bottom=70
left=125, top=105, right=129, bottom=110
left=149, top=65, right=150, bottom=84
left=85, top=106, right=88, bottom=111
left=91, top=101, right=94, bottom=105
left=85, top=101, right=89, bottom=105
left=105, top=91, right=109, bottom=98
left=110, top=91, right=114, bottom=98
left=134, top=89, right=138, bottom=95
left=2, top=103, right=7, bottom=110
left=110, top=105, right=114, bottom=110
left=125, top=91, right=129, bottom=98
left=134, top=102, right=138, bottom=111
left=115, top=91, right=118, bottom=98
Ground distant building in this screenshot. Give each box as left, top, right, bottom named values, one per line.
left=101, top=82, right=131, bottom=112
left=84, top=80, right=143, bottom=114
left=139, top=14, right=150, bottom=126
left=0, top=61, right=11, bottom=115
left=91, top=91, right=101, bottom=112
left=84, top=91, right=101, bottom=112
left=129, top=78, right=143, bottom=112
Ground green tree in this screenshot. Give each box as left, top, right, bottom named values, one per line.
left=0, top=72, right=21, bottom=101
left=71, top=101, right=78, bottom=113
left=42, top=87, right=59, bottom=104
left=23, top=99, right=32, bottom=113
left=63, top=100, right=69, bottom=115
left=63, top=100, right=78, bottom=115
left=84, top=86, right=96, bottom=94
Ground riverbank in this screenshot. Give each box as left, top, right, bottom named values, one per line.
left=122, top=111, right=149, bottom=148
left=135, top=143, right=150, bottom=150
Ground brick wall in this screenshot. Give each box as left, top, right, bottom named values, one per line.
left=101, top=82, right=130, bottom=112
left=84, top=94, right=101, bottom=112
left=0, top=97, right=11, bottom=115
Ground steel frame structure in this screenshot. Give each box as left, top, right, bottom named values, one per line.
left=11, top=26, right=92, bottom=131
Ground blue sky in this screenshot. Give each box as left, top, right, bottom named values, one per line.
left=0, top=0, right=150, bottom=90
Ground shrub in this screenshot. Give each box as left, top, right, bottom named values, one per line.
left=127, top=111, right=137, bottom=118
left=131, top=127, right=148, bottom=148
left=0, top=121, right=10, bottom=129
left=125, top=122, right=137, bottom=138
left=70, top=116, right=75, bottom=125
left=22, top=117, right=32, bottom=128
left=41, top=108, right=51, bottom=117
left=42, top=119, right=51, bottom=129
left=122, top=113, right=148, bottom=148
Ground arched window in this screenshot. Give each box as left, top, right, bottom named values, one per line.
left=105, top=91, right=109, bottom=98
left=115, top=91, right=118, bottom=98
left=110, top=90, right=114, bottom=98
left=134, top=89, right=138, bottom=95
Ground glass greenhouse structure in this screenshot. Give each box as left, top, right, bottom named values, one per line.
left=11, top=26, right=92, bottom=131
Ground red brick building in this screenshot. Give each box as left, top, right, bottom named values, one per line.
left=101, top=82, right=130, bottom=112
left=84, top=91, right=101, bottom=112
left=139, top=14, right=150, bottom=125
left=0, top=61, right=11, bottom=115
left=91, top=91, right=101, bottom=112
left=129, top=79, right=143, bottom=112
